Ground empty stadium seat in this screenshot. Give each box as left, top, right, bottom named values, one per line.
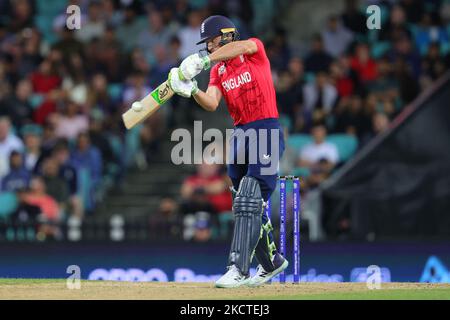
left=326, top=134, right=358, bottom=162
left=287, top=134, right=313, bottom=154
left=77, top=168, right=93, bottom=213
left=107, top=83, right=124, bottom=101
left=279, top=114, right=292, bottom=132
left=0, top=192, right=18, bottom=219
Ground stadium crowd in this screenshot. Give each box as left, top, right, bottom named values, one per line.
left=1, top=0, right=449, bottom=241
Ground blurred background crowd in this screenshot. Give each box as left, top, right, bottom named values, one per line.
left=0, top=0, right=449, bottom=242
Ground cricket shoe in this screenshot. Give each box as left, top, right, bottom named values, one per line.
left=215, top=265, right=250, bottom=288
left=247, top=254, right=289, bottom=287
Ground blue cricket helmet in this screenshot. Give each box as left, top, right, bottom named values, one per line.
left=196, top=15, right=239, bottom=45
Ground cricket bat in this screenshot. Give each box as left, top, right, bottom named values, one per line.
left=122, top=80, right=174, bottom=129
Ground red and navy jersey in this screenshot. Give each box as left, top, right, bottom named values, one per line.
left=208, top=38, right=279, bottom=126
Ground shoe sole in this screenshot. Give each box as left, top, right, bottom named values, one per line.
left=215, top=277, right=251, bottom=289
left=246, top=260, right=289, bottom=287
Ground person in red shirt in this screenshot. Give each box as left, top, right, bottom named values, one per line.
left=181, top=163, right=232, bottom=215
left=30, top=59, right=62, bottom=124
left=350, top=43, right=378, bottom=83
left=168, top=15, right=288, bottom=288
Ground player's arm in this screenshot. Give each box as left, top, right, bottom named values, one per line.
left=178, top=40, right=258, bottom=80
left=208, top=40, right=258, bottom=62
left=193, top=85, right=222, bottom=112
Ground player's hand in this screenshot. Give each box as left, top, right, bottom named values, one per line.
left=168, top=67, right=196, bottom=98
left=179, top=53, right=211, bottom=80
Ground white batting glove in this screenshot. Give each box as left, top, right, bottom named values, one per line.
left=168, top=67, right=196, bottom=98
left=179, top=53, right=211, bottom=80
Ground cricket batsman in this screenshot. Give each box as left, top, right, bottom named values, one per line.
left=168, top=15, right=288, bottom=288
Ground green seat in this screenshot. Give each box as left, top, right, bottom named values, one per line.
left=109, top=135, right=123, bottom=159
left=326, top=134, right=358, bottom=162
left=292, top=167, right=311, bottom=178
left=304, top=72, right=315, bottom=84
left=108, top=83, right=123, bottom=101
left=125, top=124, right=143, bottom=167
left=371, top=42, right=391, bottom=59
left=77, top=168, right=93, bottom=212
left=287, top=134, right=313, bottom=155
left=217, top=212, right=234, bottom=239
left=279, top=114, right=292, bottom=132
left=0, top=192, right=18, bottom=218
left=441, top=42, right=450, bottom=56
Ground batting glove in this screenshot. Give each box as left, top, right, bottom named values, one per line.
left=168, top=67, right=195, bottom=98
left=179, top=53, right=211, bottom=80
left=191, top=79, right=199, bottom=95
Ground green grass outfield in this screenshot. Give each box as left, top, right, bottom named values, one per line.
left=0, top=279, right=449, bottom=300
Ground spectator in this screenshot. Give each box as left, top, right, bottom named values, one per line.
left=341, top=0, right=367, bottom=36
left=41, top=157, right=70, bottom=213
left=54, top=101, right=89, bottom=141
left=139, top=114, right=164, bottom=164
left=18, top=28, right=43, bottom=78
left=21, top=176, right=61, bottom=240
left=389, top=36, right=421, bottom=80
left=266, top=27, right=291, bottom=71
left=138, top=9, right=173, bottom=65
left=414, top=13, right=449, bottom=56
left=321, top=15, right=354, bottom=58
left=21, top=124, right=44, bottom=173
left=149, top=44, right=177, bottom=85
left=102, top=0, right=124, bottom=27
left=193, top=211, right=212, bottom=242
left=276, top=57, right=305, bottom=132
left=393, top=57, right=420, bottom=105
left=297, top=123, right=339, bottom=176
left=75, top=1, right=106, bottom=43
left=52, top=141, right=84, bottom=218
left=361, top=112, right=391, bottom=146
left=368, top=57, right=398, bottom=95
left=149, top=197, right=181, bottom=238
left=180, top=163, right=232, bottom=216
left=71, top=132, right=102, bottom=186
left=329, top=55, right=359, bottom=98
left=350, top=42, right=378, bottom=84
left=1, top=151, right=31, bottom=192
left=421, top=42, right=447, bottom=83
left=379, top=5, right=411, bottom=43
left=0, top=79, right=34, bottom=130
left=115, top=5, right=146, bottom=52
left=304, top=35, right=333, bottom=74
left=334, top=95, right=370, bottom=137
left=62, top=53, right=88, bottom=106
left=30, top=59, right=62, bottom=124
left=13, top=187, right=41, bottom=223
left=303, top=72, right=338, bottom=124
left=177, top=10, right=203, bottom=59
left=86, top=73, right=117, bottom=115
left=160, top=5, right=181, bottom=36
left=88, top=109, right=116, bottom=170
left=92, top=26, right=125, bottom=82
left=0, top=117, right=24, bottom=180
left=399, top=0, right=424, bottom=24
left=41, top=120, right=59, bottom=157
left=52, top=27, right=85, bottom=63
left=7, top=0, right=34, bottom=33
left=122, top=71, right=151, bottom=108
left=127, top=47, right=151, bottom=76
